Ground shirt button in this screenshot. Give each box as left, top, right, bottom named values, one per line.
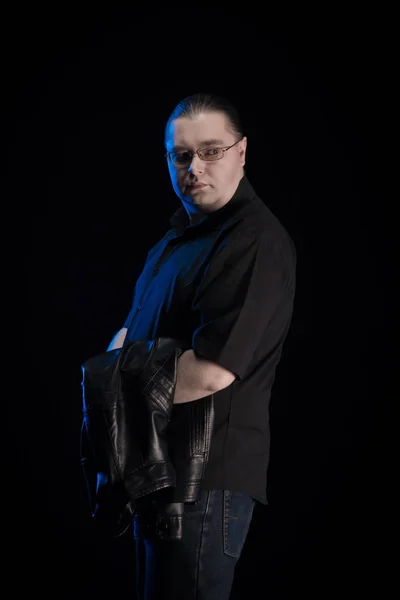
left=152, top=267, right=160, bottom=276
left=136, top=305, right=142, bottom=312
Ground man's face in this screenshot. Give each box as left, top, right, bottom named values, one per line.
left=165, top=111, right=247, bottom=216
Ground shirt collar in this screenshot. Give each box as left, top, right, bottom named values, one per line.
left=169, top=175, right=257, bottom=233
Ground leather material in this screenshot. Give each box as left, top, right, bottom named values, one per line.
left=81, top=337, right=214, bottom=540
left=155, top=501, right=185, bottom=541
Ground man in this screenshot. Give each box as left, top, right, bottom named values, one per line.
left=107, top=93, right=297, bottom=599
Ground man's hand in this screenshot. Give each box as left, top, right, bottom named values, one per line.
left=107, top=327, right=128, bottom=351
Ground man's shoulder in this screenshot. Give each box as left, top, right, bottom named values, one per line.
left=228, top=193, right=296, bottom=257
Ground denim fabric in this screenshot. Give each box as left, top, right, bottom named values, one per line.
left=133, top=489, right=255, bottom=600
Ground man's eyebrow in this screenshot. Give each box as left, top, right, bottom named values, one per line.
left=199, top=139, right=226, bottom=147
left=172, top=139, right=226, bottom=151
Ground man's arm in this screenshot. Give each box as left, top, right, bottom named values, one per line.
left=106, top=330, right=234, bottom=402
left=173, top=349, right=236, bottom=404
left=107, top=327, right=128, bottom=351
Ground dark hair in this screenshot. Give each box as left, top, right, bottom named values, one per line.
left=165, top=93, right=244, bottom=142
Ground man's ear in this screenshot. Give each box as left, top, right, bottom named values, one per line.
left=239, top=136, right=247, bottom=167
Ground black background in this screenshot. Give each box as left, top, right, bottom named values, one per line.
left=3, top=4, right=394, bottom=598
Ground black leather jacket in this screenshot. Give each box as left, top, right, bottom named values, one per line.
left=81, top=337, right=215, bottom=541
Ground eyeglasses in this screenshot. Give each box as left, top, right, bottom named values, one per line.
left=165, top=138, right=243, bottom=167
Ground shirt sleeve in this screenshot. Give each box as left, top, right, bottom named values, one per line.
left=123, top=306, right=135, bottom=329
left=122, top=283, right=138, bottom=329
left=191, top=232, right=295, bottom=380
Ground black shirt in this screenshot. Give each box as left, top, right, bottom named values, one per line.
left=124, top=176, right=296, bottom=504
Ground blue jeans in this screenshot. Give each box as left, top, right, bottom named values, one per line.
left=133, top=489, right=255, bottom=600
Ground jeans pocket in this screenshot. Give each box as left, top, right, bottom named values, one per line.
left=223, top=490, right=255, bottom=559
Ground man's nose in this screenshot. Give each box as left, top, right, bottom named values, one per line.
left=188, top=154, right=204, bottom=175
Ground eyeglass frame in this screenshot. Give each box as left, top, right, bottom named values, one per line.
left=165, top=137, right=243, bottom=166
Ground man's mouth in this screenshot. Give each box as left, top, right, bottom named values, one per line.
left=187, top=183, right=208, bottom=191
